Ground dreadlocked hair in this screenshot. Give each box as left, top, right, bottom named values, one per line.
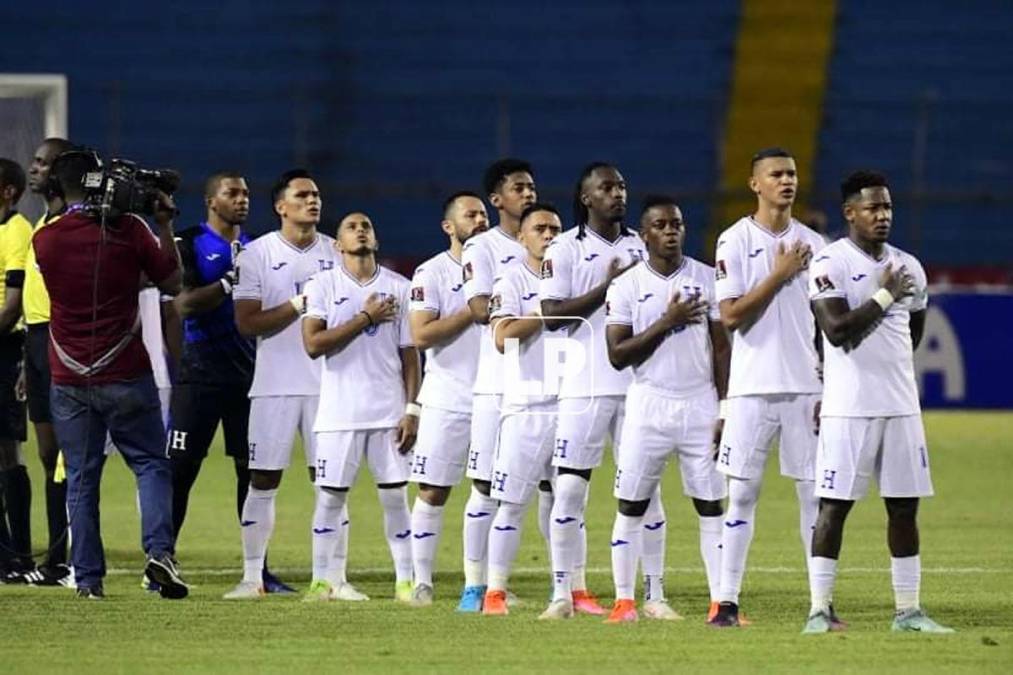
left=572, top=161, right=631, bottom=240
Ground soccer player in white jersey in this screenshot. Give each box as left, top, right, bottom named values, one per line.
left=407, top=192, right=488, bottom=606
left=709, top=148, right=828, bottom=627
left=540, top=163, right=647, bottom=617
left=803, top=171, right=952, bottom=634
left=301, top=211, right=421, bottom=603
left=224, top=170, right=361, bottom=600
left=480, top=203, right=562, bottom=616
left=457, top=159, right=535, bottom=612
left=600, top=196, right=731, bottom=623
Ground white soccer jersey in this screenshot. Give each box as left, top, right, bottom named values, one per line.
left=410, top=251, right=480, bottom=413
left=490, top=262, right=554, bottom=407
left=305, top=264, right=413, bottom=431
left=714, top=217, right=826, bottom=397
left=138, top=287, right=171, bottom=390
left=234, top=231, right=339, bottom=397
left=809, top=239, right=928, bottom=417
left=540, top=227, right=646, bottom=398
left=605, top=256, right=720, bottom=397
left=462, top=227, right=525, bottom=395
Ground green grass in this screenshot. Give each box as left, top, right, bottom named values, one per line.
left=4, top=411, right=1012, bottom=673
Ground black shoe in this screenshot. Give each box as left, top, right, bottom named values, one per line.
left=76, top=586, right=105, bottom=599
left=24, top=564, right=74, bottom=587
left=1, top=561, right=36, bottom=585
left=145, top=555, right=189, bottom=600
left=708, top=601, right=741, bottom=628
left=262, top=568, right=296, bottom=595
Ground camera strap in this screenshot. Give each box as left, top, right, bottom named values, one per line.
left=49, top=312, right=142, bottom=377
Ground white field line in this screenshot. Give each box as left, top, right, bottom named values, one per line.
left=108, top=565, right=1008, bottom=577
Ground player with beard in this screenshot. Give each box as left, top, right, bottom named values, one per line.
left=302, top=211, right=419, bottom=603
left=540, top=163, right=649, bottom=617
left=406, top=192, right=488, bottom=605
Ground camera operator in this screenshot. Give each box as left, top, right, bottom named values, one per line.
left=33, top=148, right=188, bottom=599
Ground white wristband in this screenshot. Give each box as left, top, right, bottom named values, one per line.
left=405, top=402, right=422, bottom=417
left=219, top=277, right=233, bottom=295
left=872, top=288, right=894, bottom=311
left=718, top=399, right=729, bottom=420
left=290, top=294, right=307, bottom=315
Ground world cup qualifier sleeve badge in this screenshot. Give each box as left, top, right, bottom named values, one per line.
left=815, top=275, right=835, bottom=293
left=411, top=286, right=425, bottom=302
left=541, top=259, right=553, bottom=279
left=715, top=259, right=727, bottom=280
left=489, top=294, right=502, bottom=314
left=463, top=261, right=474, bottom=282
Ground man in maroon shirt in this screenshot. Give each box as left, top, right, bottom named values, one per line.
left=34, top=148, right=187, bottom=599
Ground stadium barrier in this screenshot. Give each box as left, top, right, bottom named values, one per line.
left=916, top=290, right=1012, bottom=409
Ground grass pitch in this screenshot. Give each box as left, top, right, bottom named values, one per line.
left=3, top=411, right=1011, bottom=673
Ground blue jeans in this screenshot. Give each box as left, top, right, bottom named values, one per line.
left=51, top=374, right=174, bottom=589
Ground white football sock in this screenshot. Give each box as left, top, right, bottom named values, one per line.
left=378, top=486, right=412, bottom=583
left=611, top=512, right=642, bottom=601
left=892, top=555, right=921, bottom=611
left=698, top=514, right=723, bottom=602
left=809, top=556, right=837, bottom=614
left=462, top=485, right=497, bottom=587
left=410, top=498, right=444, bottom=587
left=796, top=480, right=819, bottom=575
left=641, top=490, right=667, bottom=601
left=718, top=477, right=762, bottom=604
left=240, top=487, right=277, bottom=584
left=550, top=473, right=588, bottom=599
left=328, top=504, right=350, bottom=585
left=487, top=501, right=528, bottom=592
left=311, top=488, right=347, bottom=582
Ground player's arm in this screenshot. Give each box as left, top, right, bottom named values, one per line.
left=709, top=320, right=731, bottom=401
left=173, top=237, right=234, bottom=317
left=302, top=293, right=396, bottom=358
left=0, top=283, right=23, bottom=334
left=150, top=194, right=183, bottom=296
left=541, top=259, right=633, bottom=330
left=811, top=263, right=914, bottom=348
left=235, top=298, right=301, bottom=338
left=719, top=240, right=811, bottom=332
left=605, top=292, right=708, bottom=369
left=396, top=345, right=421, bottom=453
left=909, top=310, right=926, bottom=350
left=493, top=315, right=543, bottom=353
left=410, top=308, right=474, bottom=350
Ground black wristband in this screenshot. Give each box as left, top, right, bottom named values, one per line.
left=360, top=311, right=374, bottom=327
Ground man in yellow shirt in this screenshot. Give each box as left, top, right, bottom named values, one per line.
left=13, top=138, right=74, bottom=586
left=0, top=158, right=33, bottom=582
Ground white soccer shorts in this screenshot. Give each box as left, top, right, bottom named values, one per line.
left=614, top=385, right=727, bottom=502
left=465, top=393, right=502, bottom=481
left=715, top=393, right=820, bottom=481
left=815, top=415, right=933, bottom=501
left=551, top=395, right=625, bottom=471
left=409, top=406, right=471, bottom=487
left=247, top=395, right=319, bottom=471
left=314, top=428, right=411, bottom=489
left=490, top=402, right=557, bottom=505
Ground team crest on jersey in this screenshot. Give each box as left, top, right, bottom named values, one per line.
left=815, top=275, right=835, bottom=292
left=716, top=260, right=727, bottom=280
left=411, top=286, right=425, bottom=302
left=318, top=259, right=335, bottom=271
left=489, top=294, right=502, bottom=314
left=463, top=262, right=474, bottom=282
left=541, top=259, right=553, bottom=279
